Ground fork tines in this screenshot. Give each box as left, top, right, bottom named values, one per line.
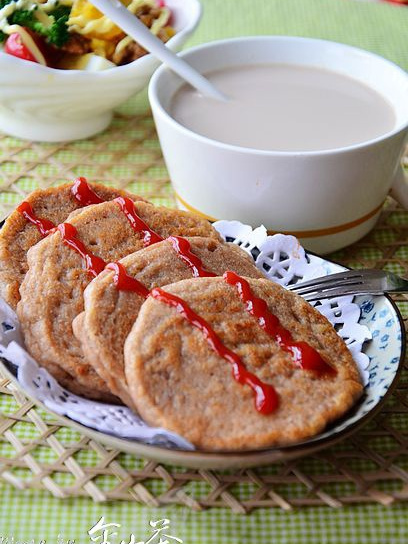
left=287, top=269, right=387, bottom=301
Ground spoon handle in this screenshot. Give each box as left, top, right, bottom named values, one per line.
left=89, top=0, right=227, bottom=101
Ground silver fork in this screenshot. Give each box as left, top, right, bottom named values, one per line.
left=287, top=269, right=408, bottom=301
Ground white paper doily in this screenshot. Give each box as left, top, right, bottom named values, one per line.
left=0, top=221, right=371, bottom=450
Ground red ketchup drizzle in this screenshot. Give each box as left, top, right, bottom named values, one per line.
left=151, top=287, right=279, bottom=415
left=105, top=262, right=149, bottom=298
left=17, top=177, right=103, bottom=237
left=16, top=202, right=56, bottom=237
left=224, top=271, right=337, bottom=377
left=167, top=236, right=217, bottom=278
left=58, top=223, right=106, bottom=278
left=115, top=197, right=163, bottom=247
left=71, top=177, right=104, bottom=206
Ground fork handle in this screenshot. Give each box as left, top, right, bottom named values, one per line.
left=304, top=286, right=408, bottom=302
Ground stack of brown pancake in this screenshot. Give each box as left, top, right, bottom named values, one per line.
left=0, top=180, right=363, bottom=450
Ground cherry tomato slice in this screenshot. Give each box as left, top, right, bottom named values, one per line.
left=4, top=32, right=39, bottom=63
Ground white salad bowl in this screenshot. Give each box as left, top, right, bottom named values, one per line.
left=0, top=0, right=201, bottom=142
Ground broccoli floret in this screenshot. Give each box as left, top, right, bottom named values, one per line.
left=9, top=9, right=47, bottom=36
left=1, top=2, right=71, bottom=47
left=46, top=5, right=70, bottom=47
left=49, top=5, right=71, bottom=20
left=0, top=0, right=14, bottom=42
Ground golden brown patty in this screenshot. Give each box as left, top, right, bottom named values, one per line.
left=17, top=200, right=220, bottom=401
left=74, top=237, right=264, bottom=407
left=0, top=182, right=144, bottom=308
left=124, top=276, right=363, bottom=451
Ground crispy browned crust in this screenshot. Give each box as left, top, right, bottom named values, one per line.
left=124, top=277, right=363, bottom=451
left=17, top=200, right=220, bottom=400
left=0, top=182, right=145, bottom=309
left=74, top=237, right=264, bottom=407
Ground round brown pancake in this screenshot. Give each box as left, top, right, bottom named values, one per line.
left=0, top=181, right=145, bottom=309
left=124, top=276, right=363, bottom=450
left=17, top=200, right=220, bottom=401
left=73, top=237, right=264, bottom=407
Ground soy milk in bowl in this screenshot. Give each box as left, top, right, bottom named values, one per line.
left=171, top=64, right=396, bottom=152
left=149, top=37, right=408, bottom=254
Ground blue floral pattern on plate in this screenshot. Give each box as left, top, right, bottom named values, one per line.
left=303, top=262, right=404, bottom=444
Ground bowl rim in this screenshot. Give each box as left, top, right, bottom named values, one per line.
left=148, top=35, right=408, bottom=157
left=0, top=0, right=202, bottom=78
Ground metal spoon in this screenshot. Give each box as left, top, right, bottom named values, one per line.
left=89, top=0, right=227, bottom=101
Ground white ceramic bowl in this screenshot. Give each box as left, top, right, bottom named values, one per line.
left=149, top=36, right=408, bottom=254
left=0, top=0, right=201, bottom=142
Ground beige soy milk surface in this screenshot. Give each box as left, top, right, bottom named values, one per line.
left=170, top=64, right=396, bottom=152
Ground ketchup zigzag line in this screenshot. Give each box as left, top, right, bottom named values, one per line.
left=16, top=177, right=105, bottom=237
left=57, top=223, right=106, bottom=278
left=114, top=197, right=163, bottom=247
left=151, top=287, right=279, bottom=415
left=106, top=237, right=215, bottom=296
left=71, top=177, right=104, bottom=206
left=105, top=262, right=149, bottom=298
left=224, top=271, right=336, bottom=376
left=167, top=236, right=217, bottom=278
left=16, top=202, right=56, bottom=236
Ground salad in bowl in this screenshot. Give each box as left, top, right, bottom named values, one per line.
left=0, top=0, right=201, bottom=141
left=0, top=0, right=175, bottom=69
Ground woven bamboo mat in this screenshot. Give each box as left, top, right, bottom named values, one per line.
left=0, top=111, right=407, bottom=513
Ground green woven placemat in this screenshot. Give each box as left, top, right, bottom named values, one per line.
left=1, top=0, right=408, bottom=543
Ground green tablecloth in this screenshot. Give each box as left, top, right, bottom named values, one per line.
left=1, top=0, right=408, bottom=542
